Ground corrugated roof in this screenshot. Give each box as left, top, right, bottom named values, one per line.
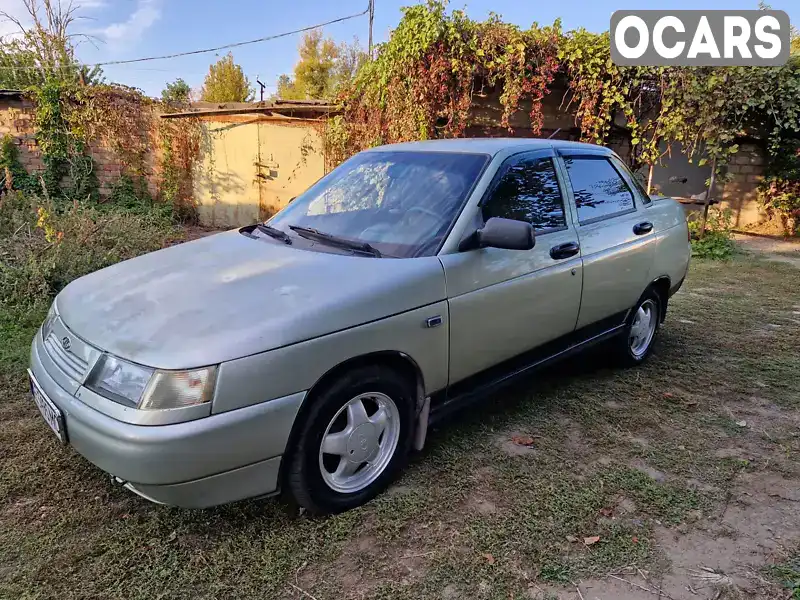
left=161, top=99, right=338, bottom=119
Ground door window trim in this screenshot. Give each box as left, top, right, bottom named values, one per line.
left=478, top=150, right=571, bottom=237
left=558, top=153, right=639, bottom=226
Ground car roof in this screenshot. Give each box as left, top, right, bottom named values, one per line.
left=361, top=138, right=612, bottom=156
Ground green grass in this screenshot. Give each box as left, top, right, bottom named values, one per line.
left=766, top=553, right=800, bottom=599
left=1, top=255, right=800, bottom=599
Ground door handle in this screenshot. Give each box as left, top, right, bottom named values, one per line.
left=633, top=221, right=654, bottom=235
left=550, top=241, right=580, bottom=260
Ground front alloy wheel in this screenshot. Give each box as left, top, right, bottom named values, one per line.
left=286, top=366, right=415, bottom=515
left=318, top=392, right=401, bottom=494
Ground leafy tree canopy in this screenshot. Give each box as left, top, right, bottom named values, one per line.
left=161, top=78, right=191, bottom=105
left=200, top=53, right=253, bottom=103
left=277, top=30, right=365, bottom=100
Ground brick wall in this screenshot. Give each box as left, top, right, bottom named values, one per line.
left=719, top=142, right=767, bottom=228
left=0, top=95, right=157, bottom=199
left=0, top=97, right=39, bottom=172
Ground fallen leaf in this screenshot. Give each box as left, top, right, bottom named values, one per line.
left=511, top=435, right=535, bottom=447
left=166, top=531, right=177, bottom=542
left=663, top=392, right=674, bottom=398
left=566, top=535, right=578, bottom=543
left=632, top=536, right=639, bottom=543
left=736, top=420, right=747, bottom=427
left=583, top=536, right=600, bottom=546
left=483, top=553, right=495, bottom=564
left=599, top=507, right=614, bottom=517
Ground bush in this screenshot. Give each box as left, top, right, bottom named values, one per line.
left=687, top=207, right=736, bottom=260
left=0, top=192, right=182, bottom=307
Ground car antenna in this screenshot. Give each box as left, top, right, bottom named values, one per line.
left=547, top=128, right=562, bottom=140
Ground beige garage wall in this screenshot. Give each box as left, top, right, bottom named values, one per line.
left=193, top=116, right=326, bottom=228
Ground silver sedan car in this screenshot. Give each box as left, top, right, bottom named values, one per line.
left=29, top=139, right=690, bottom=514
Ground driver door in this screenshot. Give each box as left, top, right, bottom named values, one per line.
left=439, top=149, right=584, bottom=385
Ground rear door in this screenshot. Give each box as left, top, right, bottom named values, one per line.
left=441, top=149, right=583, bottom=385
left=556, top=151, right=656, bottom=329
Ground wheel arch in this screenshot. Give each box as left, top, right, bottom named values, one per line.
left=648, top=275, right=671, bottom=322
left=277, top=351, right=426, bottom=491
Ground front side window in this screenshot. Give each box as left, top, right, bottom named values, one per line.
left=268, top=151, right=489, bottom=258
left=563, top=156, right=636, bottom=223
left=482, top=156, right=567, bottom=232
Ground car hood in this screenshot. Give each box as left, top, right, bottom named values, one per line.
left=57, top=230, right=446, bottom=369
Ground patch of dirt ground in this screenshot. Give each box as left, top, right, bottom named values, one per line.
left=734, top=233, right=800, bottom=268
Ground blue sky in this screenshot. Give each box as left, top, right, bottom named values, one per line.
left=3, top=0, right=797, bottom=97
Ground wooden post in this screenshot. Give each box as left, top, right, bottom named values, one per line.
left=368, top=0, right=375, bottom=58
left=698, top=156, right=717, bottom=240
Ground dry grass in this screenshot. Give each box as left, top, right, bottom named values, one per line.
left=1, top=255, right=799, bottom=599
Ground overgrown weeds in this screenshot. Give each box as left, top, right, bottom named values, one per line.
left=688, top=207, right=736, bottom=259
left=0, top=191, right=180, bottom=307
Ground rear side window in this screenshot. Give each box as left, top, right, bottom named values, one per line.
left=610, top=155, right=651, bottom=204
left=482, top=156, right=567, bottom=232
left=563, top=156, right=636, bottom=223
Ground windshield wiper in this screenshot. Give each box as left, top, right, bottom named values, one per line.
left=288, top=225, right=382, bottom=258
left=257, top=223, right=292, bottom=245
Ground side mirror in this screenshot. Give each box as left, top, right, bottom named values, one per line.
left=460, top=217, right=535, bottom=251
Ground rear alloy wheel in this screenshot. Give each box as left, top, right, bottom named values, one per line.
left=286, top=366, right=415, bottom=515
left=629, top=298, right=658, bottom=359
left=615, top=290, right=662, bottom=366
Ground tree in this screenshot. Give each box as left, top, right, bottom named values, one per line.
left=161, top=78, right=191, bottom=105
left=333, top=37, right=366, bottom=90
left=200, top=53, right=253, bottom=103
left=0, top=0, right=103, bottom=88
left=277, top=30, right=365, bottom=100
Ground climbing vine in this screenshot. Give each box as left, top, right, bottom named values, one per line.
left=328, top=0, right=800, bottom=231
left=29, top=79, right=97, bottom=201
left=329, top=1, right=561, bottom=164
left=156, top=115, right=202, bottom=223
left=1, top=80, right=202, bottom=223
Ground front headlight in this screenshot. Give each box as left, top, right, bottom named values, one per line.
left=87, top=354, right=218, bottom=410
left=88, top=355, right=154, bottom=406
left=41, top=303, right=58, bottom=340
left=139, top=366, right=218, bottom=410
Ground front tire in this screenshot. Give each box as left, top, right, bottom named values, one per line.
left=285, top=366, right=415, bottom=515
left=614, top=289, right=662, bottom=366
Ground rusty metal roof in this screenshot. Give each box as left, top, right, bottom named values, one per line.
left=160, top=99, right=338, bottom=120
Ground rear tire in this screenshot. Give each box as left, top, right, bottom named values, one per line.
left=614, top=288, right=662, bottom=367
left=285, top=365, right=415, bottom=515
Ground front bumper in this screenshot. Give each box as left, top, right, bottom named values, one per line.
left=29, top=333, right=306, bottom=508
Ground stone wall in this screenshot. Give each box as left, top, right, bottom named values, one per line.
left=0, top=94, right=157, bottom=198
left=719, top=142, right=767, bottom=228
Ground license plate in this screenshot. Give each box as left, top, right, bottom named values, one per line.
left=28, top=371, right=66, bottom=443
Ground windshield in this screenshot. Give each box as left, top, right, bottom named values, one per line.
left=268, top=150, right=489, bottom=258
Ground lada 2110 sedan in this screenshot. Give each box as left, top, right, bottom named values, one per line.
left=29, top=139, right=690, bottom=514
